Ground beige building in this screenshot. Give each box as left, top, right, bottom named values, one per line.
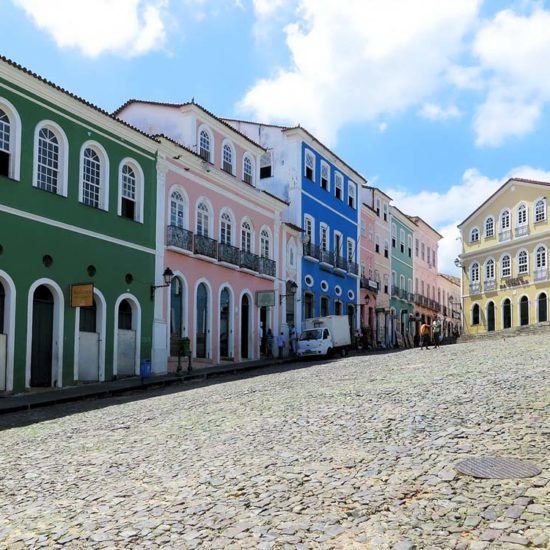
left=458, top=177, right=550, bottom=335
left=437, top=273, right=461, bottom=337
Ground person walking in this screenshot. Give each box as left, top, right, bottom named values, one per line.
left=277, top=331, right=285, bottom=359
left=420, top=322, right=431, bottom=350
left=289, top=324, right=297, bottom=355
left=266, top=329, right=274, bottom=358
left=432, top=316, right=442, bottom=349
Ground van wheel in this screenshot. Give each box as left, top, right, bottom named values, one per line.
left=327, top=348, right=334, bottom=358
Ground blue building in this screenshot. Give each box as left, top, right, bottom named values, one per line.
left=222, top=121, right=364, bottom=333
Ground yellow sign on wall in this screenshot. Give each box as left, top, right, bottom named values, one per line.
left=71, top=283, right=94, bottom=308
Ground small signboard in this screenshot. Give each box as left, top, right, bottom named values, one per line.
left=256, top=290, right=275, bottom=307
left=71, top=283, right=94, bottom=308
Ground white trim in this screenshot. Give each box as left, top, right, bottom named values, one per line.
left=195, top=195, right=214, bottom=237
left=302, top=189, right=357, bottom=225
left=219, top=207, right=236, bottom=245
left=0, top=270, right=16, bottom=392
left=259, top=224, right=273, bottom=258
left=320, top=160, right=330, bottom=191
left=25, top=278, right=64, bottom=389
left=240, top=216, right=255, bottom=253
left=469, top=226, right=480, bottom=243
left=32, top=119, right=69, bottom=197
left=118, top=157, right=145, bottom=223
left=242, top=152, right=255, bottom=185
left=516, top=247, right=529, bottom=275
left=166, top=272, right=189, bottom=356
left=167, top=183, right=189, bottom=230
left=198, top=124, right=214, bottom=163
left=0, top=203, right=155, bottom=254
left=79, top=140, right=110, bottom=211
left=221, top=138, right=236, bottom=176
left=113, top=293, right=142, bottom=376
left=0, top=96, right=22, bottom=181
left=194, top=278, right=213, bottom=360
left=484, top=215, right=495, bottom=238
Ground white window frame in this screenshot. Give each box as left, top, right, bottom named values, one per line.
left=517, top=249, right=529, bottom=274
left=304, top=149, right=315, bottom=180
left=470, top=262, right=480, bottom=283
left=535, top=244, right=547, bottom=268
left=320, top=161, right=330, bottom=191
left=222, top=140, right=235, bottom=175
left=534, top=198, right=546, bottom=223
left=320, top=223, right=329, bottom=252
left=470, top=227, right=480, bottom=243
left=198, top=125, right=214, bottom=163
left=304, top=214, right=315, bottom=244
left=242, top=154, right=254, bottom=185
left=0, top=97, right=22, bottom=181
left=334, top=172, right=343, bottom=200
left=484, top=216, right=495, bottom=238
left=334, top=230, right=343, bottom=257
left=79, top=141, right=109, bottom=211
left=501, top=254, right=511, bottom=278
left=260, top=226, right=272, bottom=258
left=517, top=202, right=528, bottom=226
left=241, top=218, right=254, bottom=253
left=485, top=258, right=495, bottom=280
left=500, top=209, right=511, bottom=230
left=219, top=209, right=234, bottom=245
left=347, top=237, right=355, bottom=262
left=348, top=181, right=357, bottom=209
left=118, top=158, right=144, bottom=222
left=169, top=187, right=187, bottom=229
left=196, top=198, right=213, bottom=237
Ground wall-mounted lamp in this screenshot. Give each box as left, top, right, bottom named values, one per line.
left=280, top=280, right=298, bottom=305
left=151, top=267, right=174, bottom=299
left=364, top=295, right=370, bottom=305
left=454, top=257, right=463, bottom=269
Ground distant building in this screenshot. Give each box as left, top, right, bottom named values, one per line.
left=437, top=273, right=461, bottom=337
left=458, top=177, right=550, bottom=334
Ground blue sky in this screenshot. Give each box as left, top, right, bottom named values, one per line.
left=3, top=0, right=550, bottom=272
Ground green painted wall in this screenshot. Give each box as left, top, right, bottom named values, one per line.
left=390, top=216, right=414, bottom=318
left=0, top=69, right=158, bottom=392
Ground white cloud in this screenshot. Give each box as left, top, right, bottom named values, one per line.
left=12, top=0, right=168, bottom=58
left=420, top=103, right=463, bottom=121
left=378, top=122, right=388, bottom=133
left=473, top=7, right=550, bottom=146
left=240, top=0, right=481, bottom=145
left=386, top=166, right=550, bottom=273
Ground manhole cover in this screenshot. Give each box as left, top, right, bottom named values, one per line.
left=456, top=457, right=541, bottom=479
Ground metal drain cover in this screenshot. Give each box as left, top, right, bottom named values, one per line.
left=456, top=457, right=541, bottom=479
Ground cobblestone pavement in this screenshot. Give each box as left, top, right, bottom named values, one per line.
left=0, top=335, right=548, bottom=550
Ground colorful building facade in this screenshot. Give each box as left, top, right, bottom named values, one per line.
left=0, top=57, right=158, bottom=393
left=458, top=178, right=550, bottom=335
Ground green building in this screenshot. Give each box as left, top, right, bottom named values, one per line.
left=389, top=207, right=415, bottom=344
left=0, top=56, right=159, bottom=393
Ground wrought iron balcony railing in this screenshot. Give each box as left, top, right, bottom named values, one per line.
left=194, top=234, right=217, bottom=259
left=391, top=285, right=400, bottom=297
left=360, top=278, right=379, bottom=292
left=240, top=250, right=260, bottom=271
left=348, top=261, right=359, bottom=275
left=167, top=225, right=193, bottom=252
left=303, top=242, right=321, bottom=261
left=319, top=249, right=334, bottom=265
left=259, top=256, right=276, bottom=277
left=335, top=255, right=347, bottom=271
left=218, top=242, right=240, bottom=266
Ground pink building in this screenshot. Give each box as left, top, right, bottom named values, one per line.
left=359, top=200, right=378, bottom=336
left=116, top=101, right=287, bottom=369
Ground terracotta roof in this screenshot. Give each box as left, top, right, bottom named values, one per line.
left=113, top=99, right=266, bottom=151
left=458, top=177, right=550, bottom=228
left=283, top=125, right=368, bottom=185
left=406, top=215, right=444, bottom=239
left=0, top=55, right=159, bottom=146
left=438, top=273, right=460, bottom=286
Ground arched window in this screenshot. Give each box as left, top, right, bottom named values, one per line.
left=81, top=147, right=102, bottom=208
left=470, top=227, right=480, bottom=243
left=472, top=303, right=480, bottom=325
left=220, top=211, right=233, bottom=245
left=120, top=164, right=136, bottom=220
left=517, top=203, right=527, bottom=226
left=485, top=258, right=495, bottom=280
left=199, top=129, right=211, bottom=162
left=501, top=254, right=511, bottom=278
left=0, top=107, right=11, bottom=177
left=241, top=221, right=252, bottom=252
left=500, top=209, right=510, bottom=230
left=335, top=172, right=343, bottom=200
left=320, top=223, right=329, bottom=252
left=243, top=155, right=253, bottom=184
left=518, top=250, right=528, bottom=274
left=485, top=216, right=494, bottom=238
left=535, top=199, right=546, bottom=223
left=470, top=262, right=480, bottom=282
left=305, top=150, right=314, bottom=180
left=196, top=201, right=210, bottom=237
left=222, top=143, right=233, bottom=174
left=321, top=162, right=329, bottom=191
left=170, top=191, right=185, bottom=228
left=260, top=228, right=270, bottom=258
left=36, top=127, right=60, bottom=193
left=536, top=245, right=547, bottom=268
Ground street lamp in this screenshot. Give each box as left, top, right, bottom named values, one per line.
left=279, top=280, right=298, bottom=305
left=151, top=267, right=174, bottom=299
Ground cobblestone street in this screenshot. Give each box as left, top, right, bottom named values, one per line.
left=0, top=335, right=548, bottom=550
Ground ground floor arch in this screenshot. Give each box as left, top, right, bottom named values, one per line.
left=114, top=294, right=141, bottom=377
left=0, top=270, right=15, bottom=392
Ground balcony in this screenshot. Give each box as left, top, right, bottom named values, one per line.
left=259, top=256, right=276, bottom=277
left=319, top=249, right=334, bottom=266
left=303, top=242, right=321, bottom=261
left=218, top=242, right=240, bottom=266
left=498, top=230, right=511, bottom=242
left=360, top=278, right=379, bottom=292
left=484, top=279, right=497, bottom=292
left=391, top=285, right=400, bottom=297
left=240, top=250, right=260, bottom=272
left=469, top=282, right=481, bottom=295
left=194, top=234, right=217, bottom=259
left=167, top=225, right=193, bottom=252
left=334, top=255, right=348, bottom=271
left=515, top=225, right=529, bottom=238
left=442, top=305, right=448, bottom=317
left=348, top=261, right=359, bottom=276
left=399, top=288, right=408, bottom=300
left=534, top=267, right=548, bottom=282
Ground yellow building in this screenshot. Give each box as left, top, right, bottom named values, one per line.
left=458, top=178, right=550, bottom=335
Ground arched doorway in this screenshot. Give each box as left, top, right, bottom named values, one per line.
left=520, top=296, right=529, bottom=326
left=196, top=283, right=208, bottom=358
left=0, top=282, right=6, bottom=391
left=117, top=298, right=136, bottom=376
left=30, top=285, right=54, bottom=387
left=487, top=301, right=495, bottom=332
left=220, top=287, right=231, bottom=359
left=78, top=298, right=100, bottom=381
left=241, top=294, right=250, bottom=359
left=538, top=293, right=547, bottom=323
left=170, top=277, right=185, bottom=356
left=503, top=298, right=511, bottom=329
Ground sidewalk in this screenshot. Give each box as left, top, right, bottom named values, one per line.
left=0, top=355, right=297, bottom=415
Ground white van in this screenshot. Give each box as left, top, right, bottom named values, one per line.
left=297, top=315, right=351, bottom=357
